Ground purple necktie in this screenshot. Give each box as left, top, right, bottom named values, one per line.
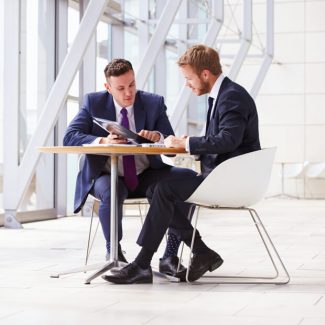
left=120, top=108, right=138, bottom=191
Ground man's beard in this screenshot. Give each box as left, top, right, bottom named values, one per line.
left=196, top=78, right=210, bottom=95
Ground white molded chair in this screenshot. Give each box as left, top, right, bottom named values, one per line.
left=180, top=147, right=290, bottom=284
left=84, top=196, right=148, bottom=266
left=305, top=162, right=325, bottom=179
left=283, top=161, right=309, bottom=179
left=281, top=161, right=309, bottom=198
left=304, top=162, right=325, bottom=198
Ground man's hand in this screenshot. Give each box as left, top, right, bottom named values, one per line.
left=99, top=133, right=128, bottom=144
left=164, top=135, right=187, bottom=148
left=138, top=130, right=161, bottom=142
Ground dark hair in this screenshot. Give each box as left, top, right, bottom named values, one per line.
left=177, top=44, right=222, bottom=76
left=104, top=59, right=133, bottom=79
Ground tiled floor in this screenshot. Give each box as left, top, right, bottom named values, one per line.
left=1, top=198, right=325, bottom=325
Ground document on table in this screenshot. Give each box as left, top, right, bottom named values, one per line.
left=93, top=117, right=154, bottom=144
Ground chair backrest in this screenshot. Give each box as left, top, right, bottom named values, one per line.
left=305, top=162, right=325, bottom=178
left=185, top=147, right=276, bottom=208
left=282, top=161, right=309, bottom=179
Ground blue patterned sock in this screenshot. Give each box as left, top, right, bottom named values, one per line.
left=162, top=233, right=181, bottom=259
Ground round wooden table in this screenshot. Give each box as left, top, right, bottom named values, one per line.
left=39, top=145, right=187, bottom=284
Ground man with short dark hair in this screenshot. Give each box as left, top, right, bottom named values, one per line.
left=64, top=59, right=196, bottom=275
left=103, top=45, right=261, bottom=284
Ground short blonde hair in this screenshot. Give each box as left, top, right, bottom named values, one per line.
left=177, top=44, right=222, bottom=76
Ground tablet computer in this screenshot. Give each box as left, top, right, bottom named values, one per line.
left=93, top=117, right=154, bottom=144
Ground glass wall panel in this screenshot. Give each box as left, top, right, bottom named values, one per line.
left=66, top=99, right=79, bottom=214
left=19, top=0, right=37, bottom=161
left=67, top=5, right=80, bottom=99
left=17, top=0, right=55, bottom=213
left=187, top=1, right=209, bottom=127
left=19, top=1, right=55, bottom=161
left=124, top=0, right=140, bottom=24
left=165, top=49, right=179, bottom=111
left=124, top=30, right=139, bottom=68
left=65, top=4, right=80, bottom=214
left=0, top=0, right=4, bottom=212
left=96, top=21, right=111, bottom=91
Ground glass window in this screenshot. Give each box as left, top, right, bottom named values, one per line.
left=66, top=99, right=79, bottom=214
left=67, top=6, right=80, bottom=99
left=0, top=0, right=3, bottom=212
left=124, top=30, right=139, bottom=68
left=96, top=21, right=111, bottom=91
left=17, top=0, right=55, bottom=213
left=19, top=0, right=39, bottom=161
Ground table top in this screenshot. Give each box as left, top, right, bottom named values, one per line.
left=38, top=145, right=187, bottom=156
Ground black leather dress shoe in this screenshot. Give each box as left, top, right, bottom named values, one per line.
left=159, top=256, right=187, bottom=281
left=188, top=250, right=223, bottom=282
left=102, top=262, right=153, bottom=284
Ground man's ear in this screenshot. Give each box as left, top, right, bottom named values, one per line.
left=104, top=82, right=111, bottom=93
left=201, top=69, right=210, bottom=80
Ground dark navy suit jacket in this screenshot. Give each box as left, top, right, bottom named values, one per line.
left=63, top=90, right=174, bottom=213
left=189, top=77, right=261, bottom=176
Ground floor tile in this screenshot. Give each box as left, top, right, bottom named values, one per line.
left=1, top=199, right=325, bottom=325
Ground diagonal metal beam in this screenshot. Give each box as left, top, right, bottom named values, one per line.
left=227, top=0, right=252, bottom=80
left=170, top=0, right=224, bottom=132
left=135, top=0, right=183, bottom=90
left=5, top=0, right=110, bottom=214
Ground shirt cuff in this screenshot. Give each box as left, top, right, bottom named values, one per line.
left=92, top=137, right=102, bottom=144
left=185, top=137, right=190, bottom=152
left=156, top=132, right=164, bottom=144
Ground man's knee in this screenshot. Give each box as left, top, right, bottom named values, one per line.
left=98, top=187, right=111, bottom=203
left=146, top=184, right=155, bottom=202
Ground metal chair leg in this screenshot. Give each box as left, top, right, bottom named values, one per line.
left=85, top=200, right=101, bottom=266
left=50, top=201, right=102, bottom=279
left=181, top=206, right=290, bottom=284
left=185, top=206, right=200, bottom=283
left=85, top=202, right=95, bottom=266
left=177, top=203, right=197, bottom=272
left=138, top=203, right=144, bottom=225
left=248, top=208, right=290, bottom=284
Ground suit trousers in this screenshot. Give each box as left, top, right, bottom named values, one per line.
left=90, top=164, right=197, bottom=251
left=137, top=173, right=205, bottom=252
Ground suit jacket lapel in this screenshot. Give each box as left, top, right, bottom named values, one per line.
left=133, top=92, right=146, bottom=132
left=105, top=93, right=117, bottom=121
left=206, top=77, right=230, bottom=135
left=213, top=77, right=229, bottom=109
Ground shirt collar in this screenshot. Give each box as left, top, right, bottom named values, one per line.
left=209, top=73, right=225, bottom=100
left=113, top=98, right=134, bottom=118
